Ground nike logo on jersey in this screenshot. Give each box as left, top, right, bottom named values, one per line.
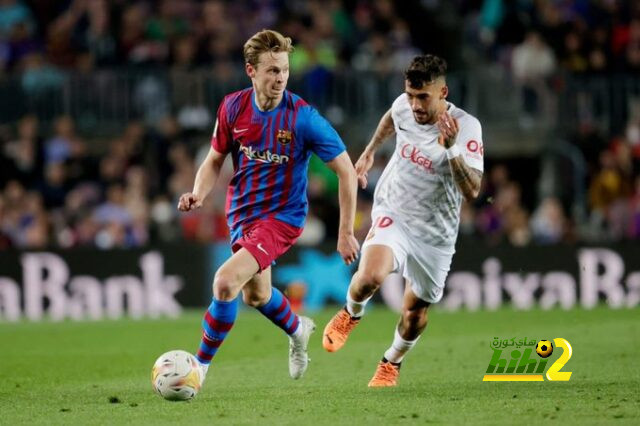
left=257, top=243, right=269, bottom=255
left=233, top=127, right=249, bottom=134
left=398, top=125, right=408, bottom=131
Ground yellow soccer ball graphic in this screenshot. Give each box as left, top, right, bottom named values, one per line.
left=536, top=340, right=554, bottom=358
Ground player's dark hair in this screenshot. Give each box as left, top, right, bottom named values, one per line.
left=404, top=55, right=447, bottom=88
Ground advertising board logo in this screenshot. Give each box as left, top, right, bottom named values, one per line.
left=0, top=251, right=183, bottom=321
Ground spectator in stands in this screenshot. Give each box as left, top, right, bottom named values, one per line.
left=0, top=0, right=34, bottom=39
left=289, top=27, right=337, bottom=107
left=588, top=150, right=633, bottom=235
left=2, top=114, right=41, bottom=186
left=39, top=161, right=68, bottom=208
left=530, top=197, right=567, bottom=244
left=561, top=30, right=589, bottom=73
left=628, top=176, right=640, bottom=239
left=20, top=190, right=48, bottom=248
left=6, top=20, right=39, bottom=67
left=625, top=19, right=640, bottom=71
left=0, top=195, right=12, bottom=249
left=44, top=115, right=77, bottom=165
left=145, top=0, right=190, bottom=44
left=20, top=51, right=65, bottom=95
left=511, top=31, right=556, bottom=127
left=497, top=182, right=530, bottom=246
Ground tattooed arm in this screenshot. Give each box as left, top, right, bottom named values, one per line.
left=364, top=109, right=395, bottom=155
left=437, top=111, right=483, bottom=201
left=354, top=109, right=395, bottom=188
left=446, top=155, right=482, bottom=201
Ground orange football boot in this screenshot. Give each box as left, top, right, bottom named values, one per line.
left=322, top=307, right=360, bottom=352
left=368, top=361, right=401, bottom=387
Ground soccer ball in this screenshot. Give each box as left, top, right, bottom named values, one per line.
left=151, top=350, right=202, bottom=401
left=535, top=340, right=553, bottom=358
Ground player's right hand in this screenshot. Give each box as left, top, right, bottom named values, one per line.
left=177, top=192, right=203, bottom=211
left=337, top=232, right=360, bottom=265
left=354, top=151, right=374, bottom=189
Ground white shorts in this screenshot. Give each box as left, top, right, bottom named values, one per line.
left=361, top=210, right=453, bottom=303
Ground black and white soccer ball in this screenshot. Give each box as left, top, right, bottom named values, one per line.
left=535, top=340, right=554, bottom=358
left=151, top=350, right=201, bottom=401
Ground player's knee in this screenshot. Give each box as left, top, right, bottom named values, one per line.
left=212, top=270, right=241, bottom=301
left=242, top=289, right=270, bottom=307
left=357, top=269, right=388, bottom=291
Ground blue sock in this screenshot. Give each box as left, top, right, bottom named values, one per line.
left=256, top=288, right=300, bottom=335
left=196, top=297, right=238, bottom=364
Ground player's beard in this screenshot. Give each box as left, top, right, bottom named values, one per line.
left=413, top=109, right=434, bottom=125
left=414, top=102, right=446, bottom=125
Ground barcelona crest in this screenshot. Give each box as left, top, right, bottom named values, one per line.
left=277, top=129, right=292, bottom=145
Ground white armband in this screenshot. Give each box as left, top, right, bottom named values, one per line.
left=445, top=144, right=461, bottom=159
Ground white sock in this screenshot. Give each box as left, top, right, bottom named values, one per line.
left=292, top=322, right=304, bottom=338
left=383, top=327, right=420, bottom=363
left=346, top=291, right=371, bottom=318
left=291, top=316, right=310, bottom=339
left=197, top=360, right=209, bottom=374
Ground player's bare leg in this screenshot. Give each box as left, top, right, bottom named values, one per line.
left=243, top=267, right=316, bottom=379
left=212, top=248, right=261, bottom=301
left=323, top=244, right=394, bottom=352
left=369, top=283, right=429, bottom=387
left=241, top=267, right=273, bottom=307
left=196, top=248, right=260, bottom=384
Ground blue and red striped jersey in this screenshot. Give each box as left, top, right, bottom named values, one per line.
left=211, top=88, right=346, bottom=243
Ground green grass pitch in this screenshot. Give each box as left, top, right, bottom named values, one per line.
left=1, top=306, right=638, bottom=425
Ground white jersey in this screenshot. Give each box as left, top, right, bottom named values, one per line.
left=372, top=95, right=484, bottom=253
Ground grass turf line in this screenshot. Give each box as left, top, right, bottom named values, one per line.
left=0, top=306, right=638, bottom=425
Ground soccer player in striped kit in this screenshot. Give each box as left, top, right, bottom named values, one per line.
left=178, top=30, right=359, bottom=385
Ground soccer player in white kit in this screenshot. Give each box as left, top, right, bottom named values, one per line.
left=322, top=54, right=484, bottom=387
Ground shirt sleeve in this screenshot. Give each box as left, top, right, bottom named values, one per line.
left=302, top=107, right=346, bottom=162
left=390, top=93, right=405, bottom=126
left=210, top=99, right=232, bottom=154
left=455, top=115, right=484, bottom=172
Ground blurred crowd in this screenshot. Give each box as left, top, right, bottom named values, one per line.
left=461, top=156, right=640, bottom=246
left=0, top=0, right=421, bottom=82
left=0, top=113, right=377, bottom=250
left=0, top=115, right=211, bottom=249
left=1, top=112, right=638, bottom=250
left=459, top=0, right=640, bottom=129
left=1, top=0, right=640, bottom=250
left=2, top=0, right=638, bottom=77
left=465, top=0, right=640, bottom=73
left=461, top=0, right=640, bottom=244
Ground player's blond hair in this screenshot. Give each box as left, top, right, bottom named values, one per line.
left=243, top=29, right=293, bottom=67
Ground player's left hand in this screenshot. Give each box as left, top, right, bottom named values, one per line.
left=354, top=151, right=375, bottom=189
left=337, top=232, right=360, bottom=265
left=437, top=111, right=459, bottom=148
